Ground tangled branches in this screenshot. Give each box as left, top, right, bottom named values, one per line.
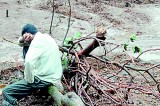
left=61, top=27, right=160, bottom=105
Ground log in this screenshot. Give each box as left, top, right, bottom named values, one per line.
left=63, top=92, right=85, bottom=106
left=48, top=86, right=63, bottom=106
left=48, top=86, right=85, bottom=106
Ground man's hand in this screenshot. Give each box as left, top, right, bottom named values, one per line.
left=23, top=33, right=34, bottom=42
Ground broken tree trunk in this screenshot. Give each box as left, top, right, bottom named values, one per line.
left=78, top=26, right=106, bottom=56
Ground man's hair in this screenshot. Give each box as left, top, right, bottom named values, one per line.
left=22, top=24, right=38, bottom=36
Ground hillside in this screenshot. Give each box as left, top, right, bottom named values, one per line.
left=0, top=0, right=160, bottom=105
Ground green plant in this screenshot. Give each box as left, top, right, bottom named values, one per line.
left=62, top=32, right=82, bottom=70
left=123, top=34, right=142, bottom=53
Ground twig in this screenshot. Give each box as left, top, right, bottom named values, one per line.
left=81, top=88, right=94, bottom=106
left=136, top=48, right=160, bottom=59
left=52, top=16, right=62, bottom=31
left=125, top=63, right=160, bottom=72
left=62, top=75, right=71, bottom=91
left=61, top=0, right=71, bottom=46
left=106, top=45, right=120, bottom=54
left=49, top=0, right=55, bottom=35
left=74, top=73, right=78, bottom=93
left=138, top=71, right=150, bottom=84
left=146, top=70, right=157, bottom=83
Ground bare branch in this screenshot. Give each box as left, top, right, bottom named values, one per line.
left=61, top=0, right=71, bottom=46
left=49, top=0, right=55, bottom=35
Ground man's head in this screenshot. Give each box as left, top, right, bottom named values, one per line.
left=22, top=24, right=38, bottom=42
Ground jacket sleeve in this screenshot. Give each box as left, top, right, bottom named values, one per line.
left=24, top=40, right=45, bottom=83
left=17, top=37, right=30, bottom=47
left=18, top=37, right=24, bottom=47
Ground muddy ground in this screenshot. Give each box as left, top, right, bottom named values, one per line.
left=0, top=0, right=160, bottom=105
left=0, top=54, right=160, bottom=106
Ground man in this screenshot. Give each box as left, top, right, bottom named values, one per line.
left=2, top=24, right=63, bottom=106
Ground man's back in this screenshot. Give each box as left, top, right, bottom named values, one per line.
left=24, top=32, right=63, bottom=84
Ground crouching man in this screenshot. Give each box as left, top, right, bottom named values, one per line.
left=2, top=24, right=63, bottom=106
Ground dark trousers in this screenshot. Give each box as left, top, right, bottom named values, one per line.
left=2, top=77, right=52, bottom=106
left=23, top=46, right=29, bottom=59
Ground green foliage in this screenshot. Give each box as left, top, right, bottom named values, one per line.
left=62, top=53, right=69, bottom=70
left=130, top=34, right=137, bottom=42
left=73, top=32, right=81, bottom=39
left=62, top=32, right=82, bottom=70
left=124, top=43, right=129, bottom=51
left=64, top=32, right=81, bottom=48
left=123, top=34, right=142, bottom=53
left=132, top=46, right=142, bottom=53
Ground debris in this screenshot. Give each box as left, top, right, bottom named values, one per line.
left=0, top=84, right=6, bottom=95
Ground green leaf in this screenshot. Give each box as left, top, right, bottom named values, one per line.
left=63, top=32, right=81, bottom=49
left=62, top=53, right=68, bottom=69
left=64, top=37, right=72, bottom=44
left=124, top=43, right=129, bottom=51
left=73, top=32, right=81, bottom=40
left=64, top=37, right=73, bottom=48
left=130, top=34, right=137, bottom=42
left=139, top=47, right=142, bottom=53
left=132, top=46, right=142, bottom=53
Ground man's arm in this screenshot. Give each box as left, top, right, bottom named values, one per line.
left=18, top=37, right=30, bottom=47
